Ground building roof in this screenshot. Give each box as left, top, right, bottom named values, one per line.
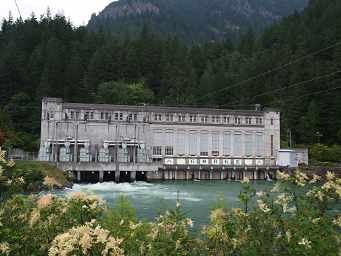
left=44, top=98, right=278, bottom=115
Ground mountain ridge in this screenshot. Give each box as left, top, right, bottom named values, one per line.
left=88, top=0, right=309, bottom=42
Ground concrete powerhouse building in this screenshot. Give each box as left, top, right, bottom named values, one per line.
left=39, top=98, right=280, bottom=182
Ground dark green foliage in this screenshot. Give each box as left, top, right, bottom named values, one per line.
left=0, top=0, right=341, bottom=151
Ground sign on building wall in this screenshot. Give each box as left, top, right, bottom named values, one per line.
left=189, top=159, right=198, bottom=165
left=177, top=158, right=186, bottom=165
left=165, top=158, right=174, bottom=165
left=223, top=159, right=232, bottom=165
left=212, top=159, right=220, bottom=165
left=200, top=159, right=209, bottom=165
left=245, top=159, right=253, bottom=166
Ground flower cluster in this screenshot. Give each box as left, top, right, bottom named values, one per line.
left=49, top=220, right=124, bottom=256
left=0, top=242, right=10, bottom=255
left=43, top=176, right=62, bottom=190
left=274, top=193, right=293, bottom=213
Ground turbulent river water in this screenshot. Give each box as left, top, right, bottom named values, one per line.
left=60, top=181, right=274, bottom=228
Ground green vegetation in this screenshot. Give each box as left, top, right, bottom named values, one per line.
left=1, top=0, right=341, bottom=154
left=0, top=152, right=340, bottom=255
left=0, top=156, right=71, bottom=198
left=310, top=144, right=341, bottom=165
left=14, top=161, right=71, bottom=187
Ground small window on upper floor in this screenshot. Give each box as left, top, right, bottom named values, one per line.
left=271, top=118, right=274, bottom=125
left=101, top=112, right=104, bottom=120
left=212, top=116, right=215, bottom=123
left=115, top=113, right=119, bottom=120
left=235, top=117, right=241, bottom=125
left=190, top=115, right=197, bottom=122
left=182, top=115, right=186, bottom=122
left=223, top=116, right=230, bottom=124
left=128, top=114, right=132, bottom=121
left=119, top=113, right=123, bottom=121
left=85, top=112, right=89, bottom=120
left=90, top=112, right=94, bottom=119
left=216, top=116, right=221, bottom=123
left=212, top=151, right=219, bottom=156
left=200, top=151, right=208, bottom=157
left=165, top=146, right=174, bottom=156
left=134, top=114, right=137, bottom=121
left=166, top=114, right=170, bottom=121
left=71, top=111, right=74, bottom=119
left=158, top=114, right=162, bottom=121
left=154, top=114, right=158, bottom=121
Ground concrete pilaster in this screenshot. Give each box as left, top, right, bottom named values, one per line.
left=99, top=171, right=104, bottom=183
left=77, top=171, right=81, bottom=182
left=115, top=171, right=120, bottom=183
left=131, top=171, right=136, bottom=182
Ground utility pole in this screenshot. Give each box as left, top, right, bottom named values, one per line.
left=74, top=122, right=78, bottom=163
left=287, top=129, right=292, bottom=148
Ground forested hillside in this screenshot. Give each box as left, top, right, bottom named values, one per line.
left=0, top=0, right=341, bottom=151
left=88, top=0, right=308, bottom=43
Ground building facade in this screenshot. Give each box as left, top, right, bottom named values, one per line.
left=39, top=98, right=280, bottom=182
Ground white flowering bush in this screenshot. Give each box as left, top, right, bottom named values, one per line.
left=203, top=170, right=341, bottom=256
left=0, top=164, right=340, bottom=256
left=49, top=220, right=124, bottom=256
left=0, top=191, right=106, bottom=255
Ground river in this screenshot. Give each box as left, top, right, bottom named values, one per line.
left=60, top=181, right=274, bottom=228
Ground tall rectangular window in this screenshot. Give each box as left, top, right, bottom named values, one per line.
left=212, top=133, right=219, bottom=156
left=255, top=133, right=264, bottom=156
left=176, top=131, right=186, bottom=155
left=153, top=146, right=162, bottom=156
left=223, top=133, right=231, bottom=156
left=233, top=133, right=243, bottom=156
left=200, top=132, right=208, bottom=156
left=165, top=146, right=174, bottom=156
left=245, top=134, right=253, bottom=156
left=189, top=132, right=197, bottom=155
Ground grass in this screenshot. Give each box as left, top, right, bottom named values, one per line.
left=14, top=160, right=70, bottom=187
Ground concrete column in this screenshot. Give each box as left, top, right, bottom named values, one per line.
left=77, top=171, right=81, bottom=182
left=220, top=171, right=224, bottom=180
left=209, top=171, right=213, bottom=180
left=186, top=171, right=189, bottom=180
left=99, top=171, right=104, bottom=183
left=254, top=171, right=258, bottom=180
left=131, top=171, right=136, bottom=182
left=174, top=170, right=177, bottom=180
left=115, top=171, right=120, bottom=183
left=198, top=170, right=201, bottom=180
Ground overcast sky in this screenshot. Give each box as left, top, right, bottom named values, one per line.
left=1, top=0, right=116, bottom=26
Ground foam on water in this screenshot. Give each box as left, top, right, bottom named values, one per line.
left=68, top=182, right=203, bottom=202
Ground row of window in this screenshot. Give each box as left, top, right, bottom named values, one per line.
left=152, top=145, right=266, bottom=157
left=155, top=113, right=268, bottom=125
left=62, top=110, right=273, bottom=126
left=66, top=111, right=138, bottom=122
